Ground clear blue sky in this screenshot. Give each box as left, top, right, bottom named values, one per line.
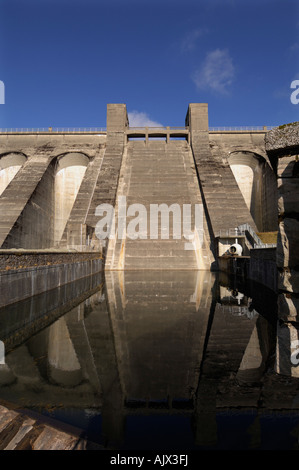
left=0, top=0, right=298, bottom=128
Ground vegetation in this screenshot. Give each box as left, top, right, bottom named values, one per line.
left=256, top=231, right=278, bottom=243
left=278, top=121, right=299, bottom=130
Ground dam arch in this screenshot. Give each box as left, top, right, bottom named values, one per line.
left=228, top=151, right=277, bottom=232
left=54, top=152, right=90, bottom=245
left=0, top=152, right=27, bottom=196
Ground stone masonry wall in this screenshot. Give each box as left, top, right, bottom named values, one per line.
left=265, top=123, right=299, bottom=323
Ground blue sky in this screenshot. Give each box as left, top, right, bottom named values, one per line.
left=0, top=0, right=298, bottom=128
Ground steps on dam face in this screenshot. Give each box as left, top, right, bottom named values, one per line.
left=105, top=141, right=213, bottom=270
left=191, top=132, right=258, bottom=234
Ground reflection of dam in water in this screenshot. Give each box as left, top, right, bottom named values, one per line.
left=0, top=269, right=299, bottom=450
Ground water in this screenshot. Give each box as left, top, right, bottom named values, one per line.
left=0, top=269, right=299, bottom=450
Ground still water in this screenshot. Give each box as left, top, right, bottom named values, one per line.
left=0, top=269, right=299, bottom=450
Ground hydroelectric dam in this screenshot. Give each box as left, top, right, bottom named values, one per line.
left=0, top=103, right=278, bottom=271
left=0, top=104, right=299, bottom=450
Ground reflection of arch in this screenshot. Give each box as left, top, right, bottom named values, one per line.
left=0, top=152, right=27, bottom=196
left=228, top=151, right=277, bottom=231
left=47, top=317, right=83, bottom=387
left=54, top=152, right=90, bottom=244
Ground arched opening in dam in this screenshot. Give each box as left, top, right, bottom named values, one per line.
left=0, top=152, right=27, bottom=196
left=228, top=151, right=277, bottom=232
left=54, top=152, right=89, bottom=245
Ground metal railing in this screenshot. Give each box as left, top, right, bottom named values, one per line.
left=209, top=126, right=277, bottom=132
left=0, top=125, right=277, bottom=134
left=127, top=126, right=188, bottom=131
left=253, top=243, right=277, bottom=249
left=215, top=228, right=246, bottom=238
left=237, top=223, right=264, bottom=247
left=0, top=127, right=106, bottom=133
left=216, top=223, right=277, bottom=249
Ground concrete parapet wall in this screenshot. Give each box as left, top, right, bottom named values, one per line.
left=0, top=254, right=102, bottom=307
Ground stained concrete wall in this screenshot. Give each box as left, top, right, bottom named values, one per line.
left=186, top=104, right=258, bottom=244
left=54, top=153, right=90, bottom=245
left=0, top=254, right=102, bottom=307
left=0, top=134, right=106, bottom=250
left=105, top=139, right=214, bottom=270
left=2, top=160, right=55, bottom=249
left=0, top=153, right=27, bottom=196
left=0, top=152, right=53, bottom=248
left=59, top=147, right=106, bottom=249
left=0, top=103, right=276, bottom=258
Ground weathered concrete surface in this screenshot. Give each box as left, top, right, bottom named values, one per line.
left=59, top=147, right=106, bottom=248
left=0, top=154, right=54, bottom=248
left=0, top=103, right=278, bottom=269
left=277, top=293, right=299, bottom=322
left=277, top=178, right=299, bottom=215
left=276, top=218, right=299, bottom=268
left=84, top=104, right=128, bottom=233
left=0, top=134, right=105, bottom=250
left=0, top=251, right=102, bottom=272
left=0, top=402, right=103, bottom=450
left=0, top=255, right=102, bottom=307
left=187, top=104, right=258, bottom=237
left=105, top=140, right=214, bottom=270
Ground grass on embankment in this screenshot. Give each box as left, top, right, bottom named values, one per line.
left=256, top=232, right=278, bottom=244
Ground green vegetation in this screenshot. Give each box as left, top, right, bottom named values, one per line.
left=278, top=121, right=299, bottom=130
left=256, top=231, right=278, bottom=243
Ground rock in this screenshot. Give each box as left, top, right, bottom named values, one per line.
left=278, top=293, right=299, bottom=322
left=277, top=178, right=299, bottom=216
left=278, top=268, right=299, bottom=294
left=265, top=122, right=299, bottom=153
left=276, top=218, right=299, bottom=268
left=277, top=156, right=299, bottom=178
left=275, top=321, right=299, bottom=377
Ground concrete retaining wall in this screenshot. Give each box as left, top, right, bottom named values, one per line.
left=0, top=255, right=102, bottom=307
left=218, top=248, right=277, bottom=292
left=248, top=248, right=277, bottom=292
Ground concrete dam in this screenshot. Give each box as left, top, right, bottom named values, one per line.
left=1, top=105, right=299, bottom=450
left=0, top=103, right=278, bottom=272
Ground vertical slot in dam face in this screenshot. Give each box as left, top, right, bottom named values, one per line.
left=54, top=152, right=89, bottom=245
left=0, top=153, right=27, bottom=196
